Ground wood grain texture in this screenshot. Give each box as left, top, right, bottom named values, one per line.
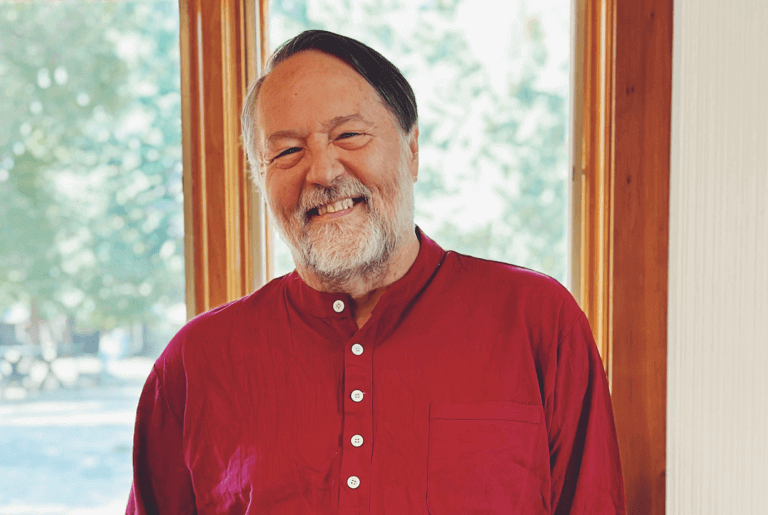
left=576, top=0, right=616, bottom=371
left=179, top=0, right=255, bottom=315
left=610, top=0, right=672, bottom=513
left=578, top=0, right=671, bottom=512
left=668, top=0, right=768, bottom=512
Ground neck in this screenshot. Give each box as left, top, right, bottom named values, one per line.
left=296, top=227, right=420, bottom=327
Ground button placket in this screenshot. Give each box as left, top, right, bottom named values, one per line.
left=339, top=337, right=373, bottom=511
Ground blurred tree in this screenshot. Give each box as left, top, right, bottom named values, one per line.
left=0, top=2, right=184, bottom=342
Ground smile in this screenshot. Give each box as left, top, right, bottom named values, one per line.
left=308, top=197, right=367, bottom=218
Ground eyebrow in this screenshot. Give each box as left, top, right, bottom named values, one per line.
left=265, top=114, right=372, bottom=145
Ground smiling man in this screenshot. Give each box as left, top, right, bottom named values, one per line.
left=252, top=46, right=420, bottom=325
left=127, top=30, right=625, bottom=515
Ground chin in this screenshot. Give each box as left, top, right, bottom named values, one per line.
left=272, top=169, right=414, bottom=286
left=300, top=213, right=393, bottom=282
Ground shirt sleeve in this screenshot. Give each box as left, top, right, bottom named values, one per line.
left=126, top=364, right=197, bottom=515
left=547, top=314, right=626, bottom=515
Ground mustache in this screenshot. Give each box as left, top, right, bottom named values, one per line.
left=295, top=177, right=372, bottom=222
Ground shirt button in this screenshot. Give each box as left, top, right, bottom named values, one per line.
left=332, top=300, right=344, bottom=313
left=350, top=390, right=364, bottom=402
left=347, top=476, right=360, bottom=489
left=351, top=343, right=364, bottom=355
left=351, top=434, right=364, bottom=447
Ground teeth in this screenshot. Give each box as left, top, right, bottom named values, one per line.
left=317, top=198, right=354, bottom=216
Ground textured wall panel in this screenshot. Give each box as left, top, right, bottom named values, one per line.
left=668, top=0, right=768, bottom=513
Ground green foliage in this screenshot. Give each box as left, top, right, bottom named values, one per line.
left=269, top=0, right=570, bottom=283
left=0, top=1, right=184, bottom=332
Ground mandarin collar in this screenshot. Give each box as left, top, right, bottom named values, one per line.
left=282, top=227, right=446, bottom=324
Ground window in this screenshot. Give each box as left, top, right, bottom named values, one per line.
left=0, top=1, right=184, bottom=511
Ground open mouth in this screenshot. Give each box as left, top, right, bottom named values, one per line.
left=307, top=196, right=367, bottom=218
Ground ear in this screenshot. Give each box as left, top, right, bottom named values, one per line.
left=407, top=125, right=419, bottom=183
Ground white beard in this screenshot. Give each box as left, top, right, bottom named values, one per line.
left=270, top=154, right=414, bottom=290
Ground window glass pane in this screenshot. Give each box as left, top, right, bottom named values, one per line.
left=268, top=0, right=570, bottom=285
left=0, top=1, right=184, bottom=511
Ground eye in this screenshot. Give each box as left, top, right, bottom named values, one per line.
left=334, top=131, right=371, bottom=150
left=271, top=147, right=302, bottom=163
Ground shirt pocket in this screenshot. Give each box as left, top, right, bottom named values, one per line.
left=426, top=401, right=542, bottom=515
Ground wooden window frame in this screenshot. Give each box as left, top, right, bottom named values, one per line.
left=572, top=0, right=671, bottom=513
left=179, top=0, right=671, bottom=512
left=179, top=0, right=258, bottom=316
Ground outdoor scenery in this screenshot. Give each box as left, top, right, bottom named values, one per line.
left=0, top=0, right=569, bottom=513
left=1, top=1, right=185, bottom=513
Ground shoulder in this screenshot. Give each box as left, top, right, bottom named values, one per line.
left=443, top=251, right=566, bottom=294
left=141, top=276, right=289, bottom=420
left=153, top=275, right=288, bottom=380
left=438, top=251, right=584, bottom=338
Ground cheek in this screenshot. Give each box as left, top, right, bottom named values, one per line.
left=266, top=174, right=301, bottom=219
left=359, top=147, right=401, bottom=194
left=378, top=159, right=407, bottom=204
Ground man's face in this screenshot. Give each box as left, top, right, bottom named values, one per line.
left=255, top=50, right=418, bottom=282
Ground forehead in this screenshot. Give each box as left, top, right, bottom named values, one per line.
left=256, top=50, right=394, bottom=139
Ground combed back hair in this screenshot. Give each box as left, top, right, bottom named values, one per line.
left=240, top=30, right=418, bottom=185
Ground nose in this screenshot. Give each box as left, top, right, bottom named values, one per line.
left=305, top=139, right=345, bottom=187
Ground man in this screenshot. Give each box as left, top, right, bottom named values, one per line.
left=127, top=30, right=625, bottom=514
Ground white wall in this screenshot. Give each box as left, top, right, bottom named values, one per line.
left=668, top=0, right=768, bottom=513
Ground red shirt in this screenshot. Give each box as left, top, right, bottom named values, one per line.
left=127, top=230, right=625, bottom=514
